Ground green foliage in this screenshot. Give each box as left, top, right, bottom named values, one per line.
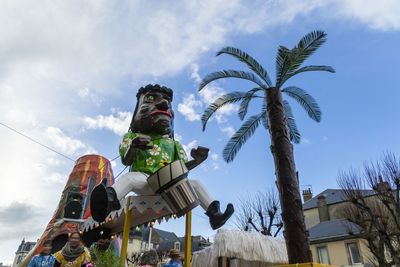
left=90, top=247, right=120, bottom=267
left=283, top=100, right=301, bottom=143
left=198, top=70, right=266, bottom=91
left=276, top=30, right=332, bottom=87
left=238, top=87, right=264, bottom=120
left=223, top=113, right=264, bottom=162
left=217, top=47, right=272, bottom=87
left=281, top=86, right=321, bottom=122
left=201, top=92, right=248, bottom=131
left=200, top=30, right=334, bottom=162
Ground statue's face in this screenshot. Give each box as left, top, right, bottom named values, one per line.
left=134, top=90, right=173, bottom=135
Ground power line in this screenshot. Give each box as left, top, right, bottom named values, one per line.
left=115, top=166, right=128, bottom=179
left=0, top=121, right=76, bottom=162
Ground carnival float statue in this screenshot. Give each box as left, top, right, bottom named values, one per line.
left=90, top=84, right=234, bottom=230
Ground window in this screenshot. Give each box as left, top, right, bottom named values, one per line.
left=346, top=242, right=362, bottom=264
left=174, top=242, right=180, bottom=251
left=316, top=246, right=330, bottom=264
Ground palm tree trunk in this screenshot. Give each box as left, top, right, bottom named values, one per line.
left=266, top=87, right=312, bottom=263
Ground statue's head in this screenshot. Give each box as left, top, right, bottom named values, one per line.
left=130, top=84, right=174, bottom=136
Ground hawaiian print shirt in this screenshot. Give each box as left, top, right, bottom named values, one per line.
left=119, top=132, right=188, bottom=174
left=28, top=254, right=56, bottom=267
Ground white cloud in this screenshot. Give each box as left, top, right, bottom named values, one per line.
left=331, top=0, right=400, bottom=31
left=211, top=153, right=220, bottom=170
left=78, top=87, right=90, bottom=98
left=177, top=94, right=203, bottom=122
left=178, top=82, right=238, bottom=124
left=2, top=0, right=400, bottom=262
left=221, top=126, right=236, bottom=137
left=45, top=126, right=93, bottom=156
left=190, top=64, right=202, bottom=83
left=82, top=111, right=132, bottom=136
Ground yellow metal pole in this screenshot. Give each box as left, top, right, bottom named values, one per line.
left=184, top=210, right=192, bottom=267
left=120, top=196, right=132, bottom=267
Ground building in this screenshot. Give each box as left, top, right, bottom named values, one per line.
left=178, top=235, right=212, bottom=255
left=303, top=189, right=375, bottom=266
left=125, top=226, right=211, bottom=265
left=12, top=239, right=36, bottom=267
left=303, top=188, right=376, bottom=266
left=142, top=227, right=182, bottom=252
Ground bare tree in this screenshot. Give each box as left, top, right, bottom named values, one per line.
left=338, top=152, right=400, bottom=267
left=234, top=189, right=283, bottom=237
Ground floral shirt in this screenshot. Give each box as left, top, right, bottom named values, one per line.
left=119, top=132, right=188, bottom=174
left=28, top=254, right=56, bottom=267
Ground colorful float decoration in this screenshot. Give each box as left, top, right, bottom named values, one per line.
left=18, top=155, right=114, bottom=267
left=19, top=84, right=235, bottom=267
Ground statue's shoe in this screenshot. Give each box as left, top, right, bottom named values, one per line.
left=205, top=200, right=234, bottom=230
left=90, top=181, right=121, bottom=222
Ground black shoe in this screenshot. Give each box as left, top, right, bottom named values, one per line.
left=205, top=201, right=234, bottom=230
left=90, top=181, right=121, bottom=222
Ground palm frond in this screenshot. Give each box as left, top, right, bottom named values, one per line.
left=297, top=30, right=327, bottom=54
left=281, top=86, right=321, bottom=122
left=238, top=87, right=264, bottom=120
left=223, top=113, right=263, bottom=162
left=201, top=92, right=247, bottom=131
left=283, top=100, right=301, bottom=143
left=217, top=47, right=272, bottom=87
left=286, top=65, right=335, bottom=81
left=275, top=45, right=292, bottom=87
left=199, top=70, right=266, bottom=91
left=276, top=30, right=328, bottom=86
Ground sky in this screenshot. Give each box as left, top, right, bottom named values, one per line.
left=1, top=0, right=400, bottom=264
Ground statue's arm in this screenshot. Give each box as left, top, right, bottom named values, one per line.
left=121, top=135, right=152, bottom=166
left=185, top=146, right=209, bottom=171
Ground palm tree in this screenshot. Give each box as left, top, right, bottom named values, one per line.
left=199, top=30, right=335, bottom=263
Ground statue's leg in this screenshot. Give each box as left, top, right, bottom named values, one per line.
left=189, top=179, right=234, bottom=230
left=90, top=171, right=153, bottom=222
left=113, top=172, right=154, bottom=199
left=188, top=180, right=213, bottom=210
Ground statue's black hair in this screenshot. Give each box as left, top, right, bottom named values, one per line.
left=135, top=84, right=173, bottom=101
left=129, top=84, right=174, bottom=134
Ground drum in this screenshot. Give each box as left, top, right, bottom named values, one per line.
left=147, top=160, right=199, bottom=217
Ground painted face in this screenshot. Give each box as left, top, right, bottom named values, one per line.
left=42, top=243, right=52, bottom=255
left=69, top=233, right=81, bottom=248
left=134, top=90, right=174, bottom=135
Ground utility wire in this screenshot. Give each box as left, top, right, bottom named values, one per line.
left=115, top=166, right=128, bottom=179
left=0, top=121, right=122, bottom=165
left=0, top=121, right=76, bottom=162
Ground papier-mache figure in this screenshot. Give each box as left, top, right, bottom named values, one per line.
left=90, top=84, right=234, bottom=230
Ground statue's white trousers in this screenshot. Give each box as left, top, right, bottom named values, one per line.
left=112, top=172, right=213, bottom=210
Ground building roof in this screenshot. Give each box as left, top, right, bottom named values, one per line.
left=142, top=227, right=179, bottom=243
left=16, top=239, right=36, bottom=254
left=309, top=219, right=362, bottom=243
left=303, top=188, right=375, bottom=210
left=179, top=237, right=211, bottom=253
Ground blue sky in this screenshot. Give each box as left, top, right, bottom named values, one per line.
left=1, top=0, right=400, bottom=264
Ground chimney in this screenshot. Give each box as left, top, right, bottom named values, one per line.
left=302, top=188, right=313, bottom=202
left=317, top=195, right=330, bottom=222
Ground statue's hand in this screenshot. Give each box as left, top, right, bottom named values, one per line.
left=190, top=146, right=209, bottom=163
left=131, top=135, right=152, bottom=150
